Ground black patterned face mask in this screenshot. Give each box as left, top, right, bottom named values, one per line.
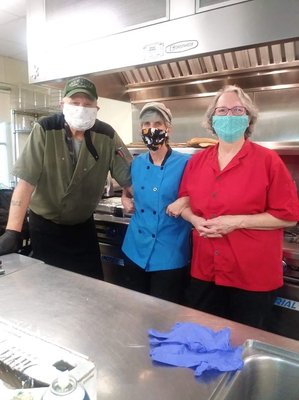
left=141, top=128, right=167, bottom=151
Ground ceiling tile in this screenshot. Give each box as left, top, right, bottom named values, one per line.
left=0, top=38, right=25, bottom=57
left=0, top=0, right=27, bottom=61
left=0, top=17, right=27, bottom=44
left=0, top=10, right=19, bottom=24
left=0, top=0, right=27, bottom=17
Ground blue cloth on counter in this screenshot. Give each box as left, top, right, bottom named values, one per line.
left=148, top=322, right=243, bottom=377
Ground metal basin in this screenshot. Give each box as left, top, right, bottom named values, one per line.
left=211, top=340, right=299, bottom=400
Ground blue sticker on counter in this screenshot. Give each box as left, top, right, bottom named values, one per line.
left=274, top=297, right=299, bottom=311
left=101, top=255, right=125, bottom=266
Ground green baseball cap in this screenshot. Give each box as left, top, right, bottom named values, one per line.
left=63, top=76, right=98, bottom=100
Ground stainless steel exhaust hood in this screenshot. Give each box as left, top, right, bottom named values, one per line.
left=27, top=0, right=299, bottom=102
left=91, top=39, right=299, bottom=103
left=39, top=39, right=299, bottom=104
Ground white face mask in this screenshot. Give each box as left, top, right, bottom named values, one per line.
left=63, top=103, right=97, bottom=131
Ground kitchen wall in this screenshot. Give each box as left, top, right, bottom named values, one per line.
left=98, top=98, right=132, bottom=144
left=0, top=56, right=28, bottom=86
left=0, top=92, right=12, bottom=187
left=280, top=155, right=299, bottom=196
left=131, top=87, right=299, bottom=143
left=0, top=56, right=28, bottom=187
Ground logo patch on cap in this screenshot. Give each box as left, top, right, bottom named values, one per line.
left=63, top=77, right=98, bottom=99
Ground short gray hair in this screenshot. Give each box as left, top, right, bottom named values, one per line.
left=202, top=85, right=258, bottom=138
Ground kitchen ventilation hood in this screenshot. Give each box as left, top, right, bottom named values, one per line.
left=88, top=39, right=299, bottom=103
left=28, top=0, right=299, bottom=102
left=41, top=38, right=299, bottom=104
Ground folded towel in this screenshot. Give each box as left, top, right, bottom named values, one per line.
left=148, top=322, right=243, bottom=377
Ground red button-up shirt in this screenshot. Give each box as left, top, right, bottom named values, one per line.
left=179, top=140, right=299, bottom=291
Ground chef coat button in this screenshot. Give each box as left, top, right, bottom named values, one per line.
left=153, top=211, right=157, bottom=215
left=141, top=209, right=144, bottom=213
left=146, top=166, right=150, bottom=169
left=215, top=250, right=219, bottom=256
left=61, top=157, right=65, bottom=161
left=141, top=186, right=144, bottom=190
left=152, top=234, right=156, bottom=238
left=160, top=166, right=164, bottom=170
left=153, top=187, right=158, bottom=191
left=138, top=229, right=142, bottom=233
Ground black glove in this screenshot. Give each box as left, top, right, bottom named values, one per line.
left=0, top=229, right=22, bottom=255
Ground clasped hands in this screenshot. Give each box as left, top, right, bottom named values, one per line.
left=193, top=215, right=241, bottom=238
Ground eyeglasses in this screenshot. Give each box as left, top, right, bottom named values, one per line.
left=214, top=106, right=247, bottom=116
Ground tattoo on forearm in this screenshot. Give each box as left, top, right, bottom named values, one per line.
left=11, top=200, right=22, bottom=207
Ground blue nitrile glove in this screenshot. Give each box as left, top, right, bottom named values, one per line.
left=194, top=347, right=243, bottom=376
left=148, top=322, right=244, bottom=377
left=149, top=322, right=231, bottom=352
left=150, top=343, right=243, bottom=375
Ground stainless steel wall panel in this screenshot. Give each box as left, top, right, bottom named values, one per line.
left=252, top=88, right=299, bottom=142
left=131, top=86, right=299, bottom=145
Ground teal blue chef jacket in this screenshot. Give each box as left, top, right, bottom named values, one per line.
left=122, top=150, right=192, bottom=271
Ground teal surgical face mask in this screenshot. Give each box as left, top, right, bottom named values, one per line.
left=212, top=115, right=249, bottom=143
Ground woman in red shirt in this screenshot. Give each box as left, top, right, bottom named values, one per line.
left=176, top=85, right=299, bottom=329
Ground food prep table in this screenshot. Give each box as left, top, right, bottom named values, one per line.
left=0, top=254, right=298, bottom=400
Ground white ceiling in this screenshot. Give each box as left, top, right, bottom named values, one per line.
left=0, top=0, right=27, bottom=61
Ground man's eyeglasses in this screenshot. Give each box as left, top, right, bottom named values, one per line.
left=214, top=106, right=247, bottom=116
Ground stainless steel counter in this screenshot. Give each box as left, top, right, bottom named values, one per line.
left=0, top=254, right=298, bottom=400
left=0, top=253, right=43, bottom=275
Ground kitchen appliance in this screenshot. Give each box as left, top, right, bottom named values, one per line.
left=270, top=232, right=299, bottom=340
left=94, top=197, right=130, bottom=285
left=0, top=318, right=96, bottom=399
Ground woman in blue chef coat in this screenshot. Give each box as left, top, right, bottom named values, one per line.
left=121, top=102, right=192, bottom=304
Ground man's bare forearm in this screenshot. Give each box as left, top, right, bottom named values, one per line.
left=6, top=179, right=35, bottom=232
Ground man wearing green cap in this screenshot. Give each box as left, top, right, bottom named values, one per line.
left=0, top=76, right=132, bottom=279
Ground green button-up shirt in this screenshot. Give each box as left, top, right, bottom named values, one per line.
left=13, top=114, right=132, bottom=225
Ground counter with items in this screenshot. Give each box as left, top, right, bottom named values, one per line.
left=0, top=254, right=298, bottom=400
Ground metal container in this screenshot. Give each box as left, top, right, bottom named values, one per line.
left=96, top=197, right=124, bottom=217
left=42, top=375, right=89, bottom=400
